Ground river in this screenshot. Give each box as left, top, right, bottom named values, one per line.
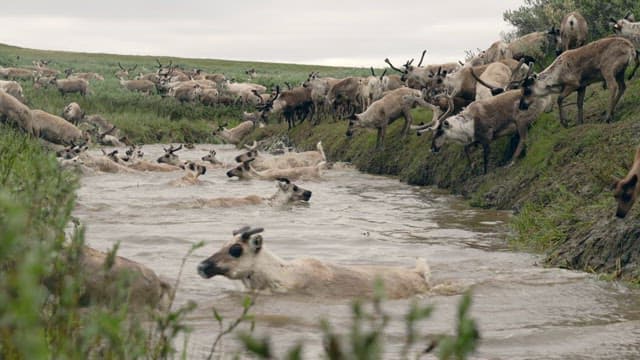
left=73, top=144, right=640, bottom=359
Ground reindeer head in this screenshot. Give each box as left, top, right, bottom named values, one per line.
left=202, top=149, right=222, bottom=164
left=545, top=27, right=562, bottom=55
left=197, top=226, right=265, bottom=279
left=273, top=178, right=312, bottom=203
left=157, top=144, right=182, bottom=165
left=303, top=72, right=320, bottom=87
left=345, top=112, right=361, bottom=137
left=235, top=141, right=259, bottom=163
left=430, top=110, right=473, bottom=153
left=124, top=145, right=144, bottom=161
left=116, top=62, right=137, bottom=78
left=385, top=50, right=427, bottom=82
left=56, top=141, right=88, bottom=159
left=610, top=12, right=636, bottom=33
left=256, top=86, right=281, bottom=120
left=180, top=160, right=207, bottom=176
left=613, top=174, right=638, bottom=218
left=226, top=159, right=254, bottom=179
left=102, top=149, right=120, bottom=163
left=612, top=147, right=640, bottom=218
left=517, top=64, right=553, bottom=111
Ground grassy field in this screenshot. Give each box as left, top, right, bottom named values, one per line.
left=1, top=42, right=376, bottom=143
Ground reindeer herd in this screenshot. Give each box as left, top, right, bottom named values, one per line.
left=2, top=9, right=640, bottom=308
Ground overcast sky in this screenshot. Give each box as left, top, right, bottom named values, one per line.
left=1, top=0, right=525, bottom=67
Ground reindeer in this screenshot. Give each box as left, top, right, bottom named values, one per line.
left=612, top=146, right=640, bottom=218
left=359, top=67, right=388, bottom=110
left=62, top=102, right=84, bottom=125
left=610, top=12, right=640, bottom=48
left=168, top=82, right=202, bottom=103
left=169, top=161, right=207, bottom=186
left=29, top=109, right=90, bottom=146
left=519, top=37, right=640, bottom=126
left=235, top=141, right=326, bottom=171
left=49, top=77, right=89, bottom=97
left=508, top=31, right=558, bottom=63
left=226, top=158, right=326, bottom=181
left=119, top=77, right=155, bottom=95
left=426, top=59, right=526, bottom=104
left=76, top=246, right=173, bottom=310
left=259, top=85, right=314, bottom=129
left=213, top=120, right=256, bottom=145
left=345, top=88, right=434, bottom=149
left=245, top=68, right=257, bottom=79
left=116, top=62, right=137, bottom=79
left=556, top=11, right=589, bottom=55
left=0, top=80, right=25, bottom=103
left=385, top=50, right=461, bottom=89
left=0, top=67, right=34, bottom=80
left=197, top=227, right=430, bottom=299
left=181, top=178, right=312, bottom=208
left=431, top=89, right=551, bottom=174
left=483, top=41, right=513, bottom=64
left=302, top=72, right=341, bottom=123
left=157, top=144, right=183, bottom=165
left=327, top=77, right=363, bottom=117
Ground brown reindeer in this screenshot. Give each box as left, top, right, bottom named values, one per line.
left=519, top=37, right=640, bottom=126
left=555, top=11, right=589, bottom=55
left=259, top=86, right=313, bottom=129
left=613, top=147, right=640, bottom=218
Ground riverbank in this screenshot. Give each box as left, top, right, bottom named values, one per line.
left=243, top=87, right=640, bottom=283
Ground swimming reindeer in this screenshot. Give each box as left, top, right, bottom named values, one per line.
left=226, top=159, right=326, bottom=181
left=197, top=226, right=430, bottom=299
left=157, top=144, right=183, bottom=165
left=169, top=161, right=207, bottom=186
left=179, top=178, right=312, bottom=208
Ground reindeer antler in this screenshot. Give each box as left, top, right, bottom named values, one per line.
left=384, top=58, right=405, bottom=73
left=251, top=89, right=264, bottom=105
left=417, top=50, right=427, bottom=67
left=241, top=227, right=265, bottom=240
left=232, top=226, right=251, bottom=236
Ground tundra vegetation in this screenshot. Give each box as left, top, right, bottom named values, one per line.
left=3, top=0, right=640, bottom=357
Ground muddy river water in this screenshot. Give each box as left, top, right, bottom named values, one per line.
left=74, top=144, right=640, bottom=359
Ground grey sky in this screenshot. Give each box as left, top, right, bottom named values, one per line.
left=0, top=1, right=525, bottom=67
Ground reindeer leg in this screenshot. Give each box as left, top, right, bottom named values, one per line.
left=556, top=86, right=574, bottom=127
left=463, top=143, right=475, bottom=167
left=607, top=70, right=627, bottom=123
left=482, top=143, right=490, bottom=175
left=401, top=110, right=413, bottom=137
left=509, top=123, right=528, bottom=167
left=576, top=86, right=586, bottom=125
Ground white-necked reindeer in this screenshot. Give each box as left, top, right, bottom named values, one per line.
left=197, top=227, right=430, bottom=299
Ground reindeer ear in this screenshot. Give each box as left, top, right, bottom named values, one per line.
left=250, top=235, right=263, bottom=253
